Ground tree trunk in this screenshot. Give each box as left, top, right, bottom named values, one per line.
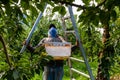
left=96, top=24, right=111, bottom=80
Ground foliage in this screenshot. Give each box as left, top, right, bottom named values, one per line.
left=0, top=0, right=120, bottom=80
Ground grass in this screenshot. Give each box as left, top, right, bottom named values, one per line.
left=30, top=52, right=120, bottom=80
left=31, top=52, right=99, bottom=80
left=31, top=59, right=98, bottom=80
left=63, top=60, right=98, bottom=80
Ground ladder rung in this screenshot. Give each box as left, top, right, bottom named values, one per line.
left=70, top=57, right=84, bottom=63
left=71, top=68, right=90, bottom=78
left=62, top=16, right=70, bottom=20
left=65, top=31, right=75, bottom=33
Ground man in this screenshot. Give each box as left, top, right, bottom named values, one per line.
left=26, top=24, right=78, bottom=80
left=39, top=24, right=65, bottom=80
left=26, top=24, right=66, bottom=80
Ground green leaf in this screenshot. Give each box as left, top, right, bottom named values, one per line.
left=48, top=1, right=55, bottom=7
left=52, top=6, right=61, bottom=13
left=95, top=0, right=101, bottom=3
left=115, top=18, right=120, bottom=26
left=4, top=3, right=11, bottom=16
left=66, top=0, right=74, bottom=2
left=111, top=10, right=117, bottom=21
left=92, top=15, right=99, bottom=26
left=115, top=0, right=120, bottom=7
left=36, top=3, right=42, bottom=10
left=22, top=74, right=28, bottom=80
left=21, top=0, right=30, bottom=10
left=59, top=6, right=66, bottom=16
left=78, top=12, right=86, bottom=22
left=35, top=0, right=40, bottom=2
left=99, top=10, right=110, bottom=24
left=52, top=6, right=66, bottom=15
left=30, top=5, right=38, bottom=17
left=99, top=10, right=105, bottom=23
left=0, top=41, right=3, bottom=49
left=15, top=6, right=23, bottom=18
left=36, top=3, right=45, bottom=12
left=82, top=0, right=91, bottom=5
left=13, top=69, right=19, bottom=80
left=1, top=0, right=9, bottom=5
left=23, top=17, right=29, bottom=26
left=52, top=0, right=59, bottom=4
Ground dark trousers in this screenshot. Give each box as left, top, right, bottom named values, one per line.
left=43, top=65, right=64, bottom=80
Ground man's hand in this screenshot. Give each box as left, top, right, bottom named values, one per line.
left=22, top=40, right=30, bottom=46
left=22, top=40, right=35, bottom=53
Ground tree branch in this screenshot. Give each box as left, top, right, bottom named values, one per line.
left=0, top=35, right=12, bottom=68
left=51, top=0, right=87, bottom=9
left=96, top=0, right=107, bottom=8
left=51, top=0, right=107, bottom=10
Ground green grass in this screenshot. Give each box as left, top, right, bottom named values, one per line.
left=63, top=62, right=97, bottom=80
left=31, top=60, right=98, bottom=80
left=31, top=73, right=42, bottom=80
left=30, top=53, right=120, bottom=80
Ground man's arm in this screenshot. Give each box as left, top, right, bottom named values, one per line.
left=25, top=38, right=45, bottom=53
left=58, top=36, right=79, bottom=52
left=71, top=39, right=79, bottom=52
left=33, top=38, right=45, bottom=48
left=26, top=45, right=35, bottom=53
left=58, top=36, right=66, bottom=42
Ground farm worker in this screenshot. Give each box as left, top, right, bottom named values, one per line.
left=25, top=24, right=65, bottom=80
left=25, top=23, right=79, bottom=80
left=39, top=24, right=65, bottom=80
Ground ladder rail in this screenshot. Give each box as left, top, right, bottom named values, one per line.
left=20, top=4, right=47, bottom=53
left=60, top=10, right=91, bottom=80
left=68, top=5, right=95, bottom=80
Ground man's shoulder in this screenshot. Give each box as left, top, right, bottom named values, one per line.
left=45, top=37, right=62, bottom=42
